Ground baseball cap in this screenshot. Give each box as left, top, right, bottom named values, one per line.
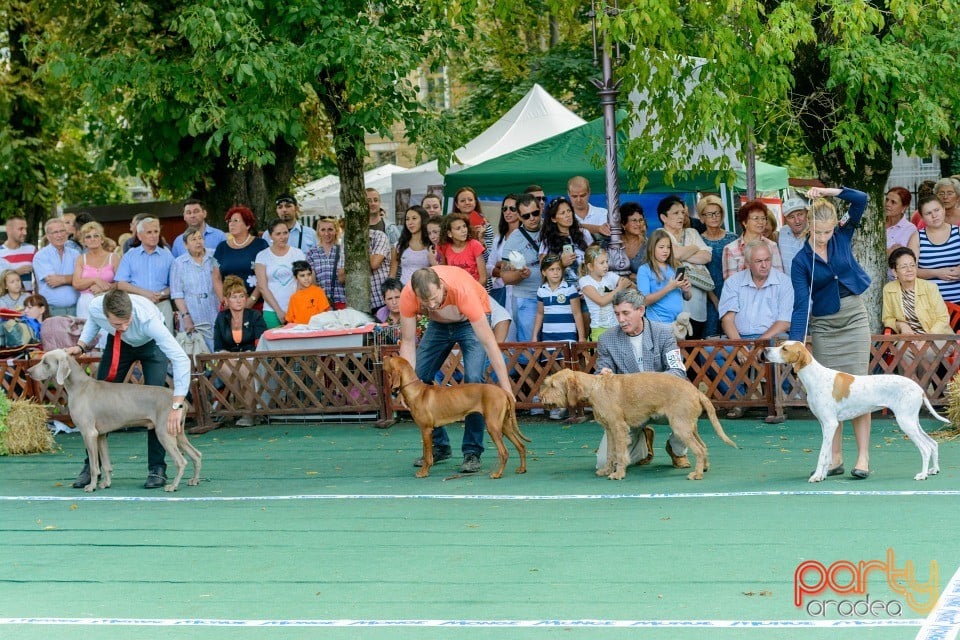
left=782, top=198, right=808, bottom=216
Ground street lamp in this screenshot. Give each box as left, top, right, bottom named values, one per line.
left=588, top=0, right=629, bottom=274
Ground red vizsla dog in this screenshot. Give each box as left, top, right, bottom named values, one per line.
left=384, top=355, right=529, bottom=479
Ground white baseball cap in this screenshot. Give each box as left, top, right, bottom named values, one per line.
left=782, top=198, right=809, bottom=216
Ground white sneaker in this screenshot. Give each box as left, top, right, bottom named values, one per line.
left=236, top=416, right=255, bottom=427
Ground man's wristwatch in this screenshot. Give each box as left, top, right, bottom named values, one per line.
left=172, top=403, right=185, bottom=411
left=75, top=342, right=88, bottom=354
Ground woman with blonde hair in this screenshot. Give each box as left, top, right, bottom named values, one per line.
left=72, top=221, right=120, bottom=320
left=789, top=186, right=872, bottom=479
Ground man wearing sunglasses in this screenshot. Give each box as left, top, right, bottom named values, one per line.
left=499, top=193, right=543, bottom=343
left=524, top=184, right=547, bottom=216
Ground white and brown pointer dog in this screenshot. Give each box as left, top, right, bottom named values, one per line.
left=762, top=341, right=944, bottom=482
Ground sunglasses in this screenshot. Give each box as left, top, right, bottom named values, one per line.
left=520, top=212, right=541, bottom=220
left=275, top=198, right=296, bottom=206
left=501, top=205, right=518, bottom=213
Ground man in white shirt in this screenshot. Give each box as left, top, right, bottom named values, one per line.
left=567, top=175, right=610, bottom=241
left=66, top=290, right=191, bottom=489
left=0, top=215, right=36, bottom=291
left=778, top=197, right=808, bottom=277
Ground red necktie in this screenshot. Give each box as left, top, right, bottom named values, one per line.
left=105, top=329, right=123, bottom=382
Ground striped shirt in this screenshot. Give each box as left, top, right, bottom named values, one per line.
left=537, top=282, right=580, bottom=342
left=918, top=226, right=960, bottom=303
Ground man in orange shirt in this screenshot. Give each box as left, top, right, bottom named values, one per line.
left=285, top=261, right=331, bottom=325
left=399, top=266, right=512, bottom=474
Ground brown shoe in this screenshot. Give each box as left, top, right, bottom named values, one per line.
left=665, top=440, right=691, bottom=469
left=637, top=426, right=655, bottom=465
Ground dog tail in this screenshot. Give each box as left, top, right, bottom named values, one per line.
left=506, top=396, right=532, bottom=442
left=923, top=394, right=951, bottom=424
left=699, top=392, right=738, bottom=449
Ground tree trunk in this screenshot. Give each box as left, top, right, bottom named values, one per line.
left=195, top=138, right=298, bottom=230
left=337, top=143, right=372, bottom=313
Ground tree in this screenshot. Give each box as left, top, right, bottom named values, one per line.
left=42, top=0, right=475, bottom=310
left=597, top=0, right=960, bottom=328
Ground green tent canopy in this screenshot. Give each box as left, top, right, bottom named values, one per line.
left=444, top=115, right=788, bottom=195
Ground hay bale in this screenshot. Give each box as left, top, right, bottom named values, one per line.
left=0, top=399, right=55, bottom=455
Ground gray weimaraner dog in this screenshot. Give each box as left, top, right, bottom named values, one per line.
left=28, top=349, right=202, bottom=492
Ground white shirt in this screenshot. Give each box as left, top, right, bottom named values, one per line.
left=79, top=294, right=191, bottom=396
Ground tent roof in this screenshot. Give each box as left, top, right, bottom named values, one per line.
left=296, top=164, right=405, bottom=217
left=449, top=84, right=586, bottom=169
left=444, top=115, right=788, bottom=195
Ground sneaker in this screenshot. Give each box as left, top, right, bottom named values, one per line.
left=549, top=407, right=569, bottom=421
left=460, top=453, right=481, bottom=474
left=413, top=445, right=452, bottom=467
left=236, top=415, right=255, bottom=427
left=529, top=395, right=545, bottom=416
left=72, top=463, right=91, bottom=489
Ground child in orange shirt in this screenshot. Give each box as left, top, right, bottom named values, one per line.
left=285, top=261, right=331, bottom=325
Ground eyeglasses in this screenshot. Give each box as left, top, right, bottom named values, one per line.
left=535, top=196, right=547, bottom=202
left=501, top=205, right=518, bottom=213
left=701, top=210, right=723, bottom=218
left=520, top=212, right=541, bottom=220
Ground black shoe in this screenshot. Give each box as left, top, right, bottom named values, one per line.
left=413, top=445, right=452, bottom=467
left=72, top=463, right=91, bottom=489
left=144, top=468, right=167, bottom=489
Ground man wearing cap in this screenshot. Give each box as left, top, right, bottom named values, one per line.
left=264, top=194, right=317, bottom=253
left=778, top=197, right=808, bottom=277
left=171, top=199, right=227, bottom=258
left=593, top=288, right=690, bottom=470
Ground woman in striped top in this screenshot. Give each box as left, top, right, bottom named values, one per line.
left=917, top=195, right=960, bottom=304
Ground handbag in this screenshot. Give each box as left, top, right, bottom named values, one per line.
left=677, top=229, right=715, bottom=291
left=682, top=261, right=715, bottom=291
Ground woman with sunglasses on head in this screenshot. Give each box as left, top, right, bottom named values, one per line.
left=488, top=195, right=520, bottom=310
left=73, top=221, right=120, bottom=322
left=540, top=196, right=593, bottom=289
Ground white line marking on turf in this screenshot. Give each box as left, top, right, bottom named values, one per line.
left=3, top=490, right=960, bottom=502
left=0, top=617, right=923, bottom=628
left=916, top=563, right=960, bottom=640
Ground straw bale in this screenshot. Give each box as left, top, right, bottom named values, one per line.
left=0, top=400, right=55, bottom=455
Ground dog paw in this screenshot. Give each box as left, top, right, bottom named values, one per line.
left=687, top=471, right=703, bottom=480
left=187, top=478, right=200, bottom=486
left=596, top=466, right=613, bottom=477
left=914, top=472, right=928, bottom=481
left=607, top=470, right=626, bottom=480
left=808, top=474, right=824, bottom=483
left=83, top=484, right=96, bottom=492
left=415, top=469, right=430, bottom=478
left=488, top=472, right=503, bottom=479
left=515, top=466, right=527, bottom=474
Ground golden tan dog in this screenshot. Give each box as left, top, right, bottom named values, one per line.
left=383, top=355, right=530, bottom=479
left=540, top=369, right=737, bottom=480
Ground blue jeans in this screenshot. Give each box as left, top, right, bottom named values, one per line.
left=416, top=320, right=487, bottom=456
left=513, top=297, right=539, bottom=343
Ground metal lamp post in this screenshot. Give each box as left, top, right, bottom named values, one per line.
left=588, top=0, right=629, bottom=274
